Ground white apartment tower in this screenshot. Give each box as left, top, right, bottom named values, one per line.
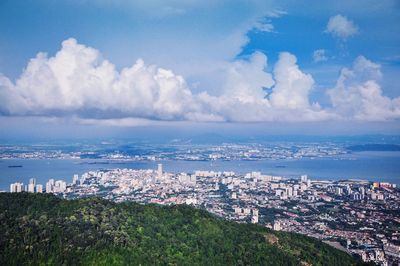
left=72, top=174, right=79, bottom=185
left=46, top=179, right=55, bottom=193
left=157, top=163, right=163, bottom=179
left=36, top=184, right=43, bottom=193
left=28, top=183, right=35, bottom=193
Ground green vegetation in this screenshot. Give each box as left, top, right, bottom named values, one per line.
left=0, top=193, right=357, bottom=265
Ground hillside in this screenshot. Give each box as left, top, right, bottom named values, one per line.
left=0, top=193, right=357, bottom=265
left=347, top=144, right=400, bottom=152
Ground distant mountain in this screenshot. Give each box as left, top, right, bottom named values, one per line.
left=347, top=144, right=400, bottom=152
left=0, top=193, right=357, bottom=265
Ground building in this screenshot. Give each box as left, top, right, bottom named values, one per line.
left=10, top=182, right=24, bottom=193
left=54, top=180, right=67, bottom=193
left=72, top=174, right=79, bottom=185
left=273, top=221, right=281, bottom=231
left=251, top=208, right=259, bottom=223
left=28, top=183, right=35, bottom=193
left=335, top=187, right=343, bottom=196
left=384, top=243, right=400, bottom=259
left=352, top=192, right=363, bottom=200
left=46, top=179, right=55, bottom=193
left=157, top=163, right=163, bottom=179
left=36, top=184, right=43, bottom=193
left=371, top=192, right=384, bottom=201
left=286, top=187, right=293, bottom=197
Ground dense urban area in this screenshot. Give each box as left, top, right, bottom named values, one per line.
left=9, top=163, right=400, bottom=265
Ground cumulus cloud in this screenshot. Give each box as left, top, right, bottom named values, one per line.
left=328, top=56, right=400, bottom=121
left=325, top=14, right=358, bottom=39
left=313, top=49, right=328, bottom=62
left=196, top=52, right=333, bottom=122
left=222, top=52, right=274, bottom=102
left=1, top=38, right=398, bottom=124
left=0, top=38, right=331, bottom=123
left=0, top=38, right=205, bottom=120
left=270, top=53, right=314, bottom=109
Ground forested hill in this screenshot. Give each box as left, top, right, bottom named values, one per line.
left=0, top=193, right=356, bottom=265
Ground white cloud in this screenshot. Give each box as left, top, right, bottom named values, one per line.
left=254, top=22, right=274, bottom=33
left=222, top=52, right=274, bottom=102
left=252, top=10, right=287, bottom=33
left=270, top=52, right=314, bottom=109
left=0, top=39, right=331, bottom=123
left=325, top=14, right=358, bottom=39
left=313, top=49, right=328, bottom=62
left=0, top=38, right=203, bottom=120
left=1, top=39, right=398, bottom=124
left=196, top=52, right=333, bottom=122
left=328, top=56, right=400, bottom=121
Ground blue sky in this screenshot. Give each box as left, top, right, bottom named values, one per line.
left=0, top=0, right=399, bottom=138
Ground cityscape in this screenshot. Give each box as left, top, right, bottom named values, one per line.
left=9, top=164, right=400, bottom=265
left=1, top=0, right=400, bottom=265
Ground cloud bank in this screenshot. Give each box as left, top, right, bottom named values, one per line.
left=0, top=38, right=398, bottom=124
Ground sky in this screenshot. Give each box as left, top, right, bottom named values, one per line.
left=0, top=0, right=399, bottom=140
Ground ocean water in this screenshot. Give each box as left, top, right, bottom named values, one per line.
left=0, top=151, right=399, bottom=190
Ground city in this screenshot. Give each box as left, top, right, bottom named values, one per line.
left=1, top=0, right=400, bottom=265
left=9, top=164, right=400, bottom=265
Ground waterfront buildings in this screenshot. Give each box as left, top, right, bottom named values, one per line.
left=7, top=168, right=400, bottom=265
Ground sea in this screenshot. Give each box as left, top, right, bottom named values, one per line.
left=0, top=151, right=399, bottom=191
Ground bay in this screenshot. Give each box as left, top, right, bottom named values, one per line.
left=0, top=151, right=399, bottom=191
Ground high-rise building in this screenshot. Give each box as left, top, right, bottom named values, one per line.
left=252, top=209, right=259, bottom=216
left=300, top=175, right=308, bottom=183
left=46, top=179, right=55, bottom=193
left=10, top=182, right=24, bottom=193
left=16, top=182, right=24, bottom=192
left=287, top=187, right=293, bottom=197
left=36, top=184, right=43, bottom=193
left=72, top=174, right=79, bottom=185
left=28, top=183, right=35, bottom=193
left=29, top=178, right=36, bottom=185
left=157, top=163, right=163, bottom=179
left=54, top=180, right=67, bottom=193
